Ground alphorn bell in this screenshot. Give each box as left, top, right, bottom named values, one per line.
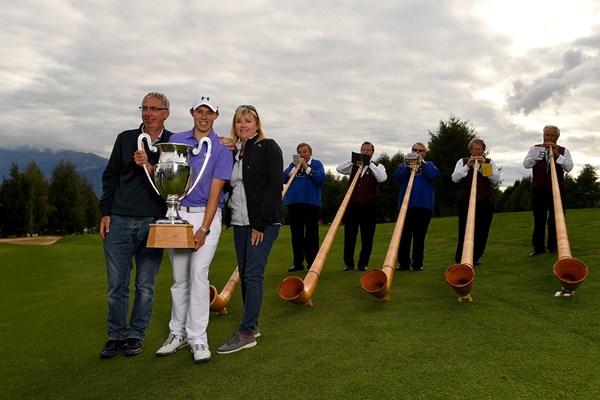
left=282, top=154, right=302, bottom=200
left=548, top=151, right=588, bottom=296
left=361, top=153, right=420, bottom=301
left=445, top=160, right=478, bottom=302
left=209, top=267, right=240, bottom=315
left=278, top=153, right=369, bottom=305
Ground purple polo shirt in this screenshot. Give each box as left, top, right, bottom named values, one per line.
left=169, top=129, right=233, bottom=208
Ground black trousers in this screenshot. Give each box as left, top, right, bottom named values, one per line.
left=398, top=207, right=433, bottom=269
left=288, top=203, right=321, bottom=269
left=455, top=199, right=493, bottom=264
left=531, top=187, right=564, bottom=252
left=343, top=203, right=377, bottom=268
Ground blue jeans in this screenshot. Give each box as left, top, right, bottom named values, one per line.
left=233, top=225, right=280, bottom=335
left=103, top=215, right=164, bottom=340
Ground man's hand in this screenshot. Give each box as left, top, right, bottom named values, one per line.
left=100, top=216, right=111, bottom=240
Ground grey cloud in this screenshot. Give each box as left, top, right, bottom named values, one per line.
left=1, top=0, right=598, bottom=188
left=507, top=48, right=600, bottom=115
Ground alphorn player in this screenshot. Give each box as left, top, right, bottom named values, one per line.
left=452, top=138, right=501, bottom=266
left=523, top=125, right=573, bottom=257
left=392, top=142, right=440, bottom=271
left=336, top=141, right=387, bottom=272
left=283, top=143, right=326, bottom=272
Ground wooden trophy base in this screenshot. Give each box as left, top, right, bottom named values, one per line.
left=147, top=224, right=195, bottom=248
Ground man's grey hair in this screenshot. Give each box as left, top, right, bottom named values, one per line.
left=543, top=124, right=560, bottom=137
left=143, top=92, right=170, bottom=110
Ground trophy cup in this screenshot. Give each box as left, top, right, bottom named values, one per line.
left=137, top=133, right=210, bottom=248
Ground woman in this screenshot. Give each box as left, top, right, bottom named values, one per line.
left=451, top=138, right=501, bottom=266
left=217, top=105, right=283, bottom=355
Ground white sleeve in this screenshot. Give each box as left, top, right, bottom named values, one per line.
left=451, top=159, right=468, bottom=182
left=556, top=148, right=574, bottom=172
left=368, top=162, right=387, bottom=183
left=487, top=159, right=502, bottom=184
left=336, top=160, right=353, bottom=175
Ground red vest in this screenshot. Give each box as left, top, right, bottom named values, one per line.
left=349, top=164, right=379, bottom=205
left=459, top=158, right=493, bottom=201
left=531, top=146, right=566, bottom=189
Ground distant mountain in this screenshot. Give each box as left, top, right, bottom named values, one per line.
left=0, top=147, right=108, bottom=196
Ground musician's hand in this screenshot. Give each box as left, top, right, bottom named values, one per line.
left=467, top=156, right=484, bottom=168
left=300, top=158, right=308, bottom=170
left=544, top=142, right=559, bottom=158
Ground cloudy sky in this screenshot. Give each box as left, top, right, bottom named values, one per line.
left=2, top=0, right=600, bottom=188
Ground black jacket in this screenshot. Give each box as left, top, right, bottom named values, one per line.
left=241, top=136, right=284, bottom=232
left=99, top=124, right=172, bottom=218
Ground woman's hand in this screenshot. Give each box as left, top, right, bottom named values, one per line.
left=251, top=228, right=264, bottom=245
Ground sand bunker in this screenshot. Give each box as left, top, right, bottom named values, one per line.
left=0, top=236, right=62, bottom=245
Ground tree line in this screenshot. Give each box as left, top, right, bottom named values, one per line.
left=318, top=116, right=599, bottom=223
left=1, top=117, right=598, bottom=237
left=0, top=160, right=99, bottom=237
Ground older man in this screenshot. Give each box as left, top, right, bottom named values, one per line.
left=99, top=92, right=172, bottom=358
left=523, top=125, right=573, bottom=256
left=283, top=143, right=326, bottom=272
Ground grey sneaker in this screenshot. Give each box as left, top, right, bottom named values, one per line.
left=191, top=344, right=211, bottom=363
left=216, top=332, right=257, bottom=355
left=156, top=334, right=188, bottom=356
left=252, top=326, right=261, bottom=338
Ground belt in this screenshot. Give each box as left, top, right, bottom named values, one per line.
left=178, top=206, right=206, bottom=213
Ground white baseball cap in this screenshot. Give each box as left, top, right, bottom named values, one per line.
left=192, top=94, right=218, bottom=112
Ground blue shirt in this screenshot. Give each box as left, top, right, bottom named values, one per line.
left=169, top=129, right=233, bottom=208
left=283, top=158, right=326, bottom=207
left=392, top=162, right=440, bottom=211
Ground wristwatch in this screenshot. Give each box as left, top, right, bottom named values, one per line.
left=199, top=226, right=210, bottom=236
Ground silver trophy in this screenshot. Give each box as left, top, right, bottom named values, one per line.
left=137, top=133, right=212, bottom=247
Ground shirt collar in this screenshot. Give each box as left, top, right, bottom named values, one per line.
left=140, top=124, right=165, bottom=145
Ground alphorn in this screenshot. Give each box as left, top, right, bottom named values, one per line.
left=282, top=154, right=301, bottom=200
left=278, top=157, right=367, bottom=305
left=209, top=267, right=240, bottom=315
left=445, top=159, right=478, bottom=302
left=361, top=153, right=420, bottom=301
left=548, top=151, right=588, bottom=296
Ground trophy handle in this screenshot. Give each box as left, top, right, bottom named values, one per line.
left=137, top=133, right=160, bottom=196
left=181, top=136, right=213, bottom=200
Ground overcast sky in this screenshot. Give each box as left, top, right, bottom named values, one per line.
left=2, top=0, right=599, bottom=188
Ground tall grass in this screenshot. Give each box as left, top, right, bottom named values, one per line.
left=1, top=209, right=598, bottom=399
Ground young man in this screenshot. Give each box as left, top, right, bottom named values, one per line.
left=155, top=94, right=233, bottom=363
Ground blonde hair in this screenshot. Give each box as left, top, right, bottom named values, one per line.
left=230, top=105, right=266, bottom=144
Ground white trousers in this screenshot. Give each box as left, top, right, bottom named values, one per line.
left=167, top=208, right=222, bottom=346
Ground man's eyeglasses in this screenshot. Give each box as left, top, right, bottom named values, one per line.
left=412, top=148, right=425, bottom=153
left=139, top=106, right=168, bottom=112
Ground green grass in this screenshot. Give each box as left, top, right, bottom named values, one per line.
left=1, top=209, right=599, bottom=400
